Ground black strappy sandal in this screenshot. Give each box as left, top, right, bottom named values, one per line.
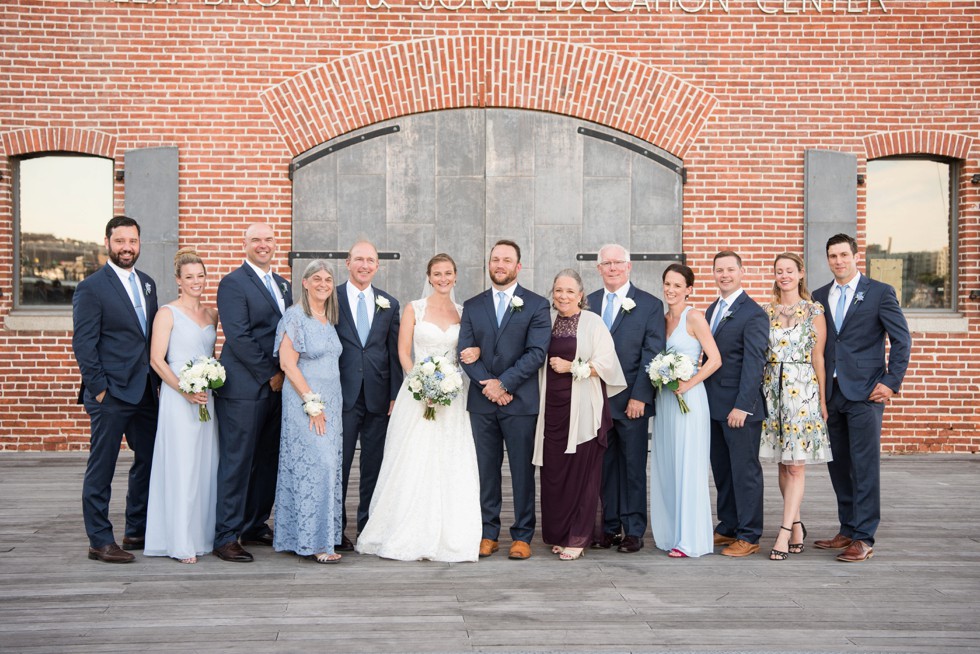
left=789, top=520, right=807, bottom=554
left=770, top=526, right=791, bottom=560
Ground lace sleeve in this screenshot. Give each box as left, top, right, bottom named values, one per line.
left=412, top=298, right=427, bottom=324
left=274, top=306, right=306, bottom=356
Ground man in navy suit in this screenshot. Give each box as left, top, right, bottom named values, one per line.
left=213, top=223, right=292, bottom=562
left=72, top=215, right=159, bottom=563
left=458, top=240, right=550, bottom=560
left=587, top=244, right=665, bottom=553
left=812, top=234, right=910, bottom=562
left=704, top=250, right=769, bottom=557
left=335, top=240, right=402, bottom=550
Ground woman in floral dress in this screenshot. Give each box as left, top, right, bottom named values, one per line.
left=760, top=252, right=832, bottom=561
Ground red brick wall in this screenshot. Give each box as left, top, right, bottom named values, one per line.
left=1, top=1, right=977, bottom=451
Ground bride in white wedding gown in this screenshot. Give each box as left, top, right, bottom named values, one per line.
left=356, top=254, right=482, bottom=562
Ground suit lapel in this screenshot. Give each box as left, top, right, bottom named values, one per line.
left=364, top=286, right=386, bottom=345
left=482, top=289, right=500, bottom=334
left=713, top=293, right=743, bottom=335
left=336, top=282, right=358, bottom=342
left=609, top=285, right=635, bottom=334
left=839, top=276, right=871, bottom=334
left=244, top=264, right=282, bottom=317
left=105, top=264, right=146, bottom=339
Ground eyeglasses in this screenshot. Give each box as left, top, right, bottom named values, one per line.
left=598, top=260, right=629, bottom=268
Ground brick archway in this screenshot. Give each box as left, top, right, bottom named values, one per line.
left=260, top=36, right=717, bottom=159
left=862, top=129, right=974, bottom=160
left=1, top=127, right=117, bottom=159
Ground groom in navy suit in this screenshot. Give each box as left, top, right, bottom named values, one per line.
left=213, top=223, right=292, bottom=562
left=812, top=234, right=910, bottom=562
left=458, top=240, right=550, bottom=560
left=704, top=250, right=769, bottom=557
left=587, top=244, right=665, bottom=554
left=72, top=216, right=159, bottom=563
left=335, top=240, right=402, bottom=550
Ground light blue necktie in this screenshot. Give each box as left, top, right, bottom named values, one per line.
left=602, top=292, right=616, bottom=329
left=356, top=292, right=370, bottom=346
left=834, top=284, right=847, bottom=331
left=496, top=291, right=508, bottom=327
left=711, top=299, right=727, bottom=334
left=263, top=273, right=279, bottom=308
left=128, top=272, right=147, bottom=336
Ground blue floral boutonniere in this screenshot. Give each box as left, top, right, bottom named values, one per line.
left=279, top=281, right=289, bottom=295
left=854, top=291, right=865, bottom=304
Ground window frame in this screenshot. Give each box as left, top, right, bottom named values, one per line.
left=865, top=154, right=959, bottom=314
left=12, top=151, right=114, bottom=313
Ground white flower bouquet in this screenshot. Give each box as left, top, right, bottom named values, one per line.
left=646, top=349, right=696, bottom=414
left=177, top=356, right=226, bottom=422
left=406, top=354, right=465, bottom=421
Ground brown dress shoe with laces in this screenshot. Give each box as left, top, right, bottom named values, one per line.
left=836, top=540, right=873, bottom=562
left=508, top=540, right=531, bottom=560
left=88, top=542, right=135, bottom=563
left=214, top=541, right=254, bottom=562
left=721, top=539, right=760, bottom=557
left=814, top=533, right=853, bottom=550
left=713, top=532, right=737, bottom=547
left=479, top=538, right=499, bottom=557
left=121, top=536, right=145, bottom=551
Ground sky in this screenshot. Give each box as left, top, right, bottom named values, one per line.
left=19, top=155, right=112, bottom=245
left=866, top=158, right=950, bottom=253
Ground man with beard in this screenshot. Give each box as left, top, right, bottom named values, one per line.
left=458, top=240, right=550, bottom=560
left=73, top=216, right=159, bottom=563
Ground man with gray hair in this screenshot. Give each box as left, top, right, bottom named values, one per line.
left=587, top=244, right=665, bottom=553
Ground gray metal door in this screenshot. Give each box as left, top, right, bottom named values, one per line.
left=290, top=109, right=683, bottom=303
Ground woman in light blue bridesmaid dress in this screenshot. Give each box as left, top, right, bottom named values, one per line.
left=649, top=264, right=722, bottom=558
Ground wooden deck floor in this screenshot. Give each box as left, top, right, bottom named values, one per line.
left=0, top=452, right=977, bottom=653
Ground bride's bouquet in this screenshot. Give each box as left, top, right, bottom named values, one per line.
left=178, top=355, right=226, bottom=422
left=646, top=349, right=696, bottom=414
left=406, top=355, right=465, bottom=421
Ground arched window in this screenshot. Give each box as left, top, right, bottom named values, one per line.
left=14, top=154, right=113, bottom=308
left=866, top=157, right=957, bottom=310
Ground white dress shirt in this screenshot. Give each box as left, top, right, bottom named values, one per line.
left=245, top=260, right=285, bottom=314
left=600, top=281, right=632, bottom=319
left=829, top=272, right=861, bottom=326
left=346, top=282, right=376, bottom=329
left=493, top=282, right=518, bottom=316
left=106, top=259, right=144, bottom=313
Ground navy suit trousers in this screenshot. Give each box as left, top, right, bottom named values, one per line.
left=470, top=412, right=537, bottom=543
left=341, top=387, right=390, bottom=535
left=600, top=415, right=650, bottom=538
left=81, top=379, right=157, bottom=548
left=709, top=418, right=764, bottom=544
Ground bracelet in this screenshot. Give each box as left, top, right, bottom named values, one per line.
left=302, top=392, right=324, bottom=417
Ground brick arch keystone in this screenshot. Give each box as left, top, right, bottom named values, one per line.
left=862, top=129, right=974, bottom=161
left=1, top=127, right=117, bottom=159
left=260, top=37, right=717, bottom=159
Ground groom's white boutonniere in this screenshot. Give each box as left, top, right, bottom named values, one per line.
left=621, top=298, right=636, bottom=314
left=510, top=296, right=524, bottom=312
left=854, top=291, right=865, bottom=304
left=143, top=282, right=152, bottom=297
left=375, top=296, right=391, bottom=312
left=279, top=281, right=289, bottom=295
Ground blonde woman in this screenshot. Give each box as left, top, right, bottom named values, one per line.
left=760, top=252, right=832, bottom=560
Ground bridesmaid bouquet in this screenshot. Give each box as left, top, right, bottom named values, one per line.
left=646, top=349, right=696, bottom=414
left=177, top=356, right=226, bottom=422
left=406, top=355, right=465, bottom=421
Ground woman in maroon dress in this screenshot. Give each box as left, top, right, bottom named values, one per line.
left=533, top=269, right=626, bottom=560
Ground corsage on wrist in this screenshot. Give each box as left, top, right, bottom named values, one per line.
left=570, top=358, right=592, bottom=381
left=302, top=392, right=325, bottom=417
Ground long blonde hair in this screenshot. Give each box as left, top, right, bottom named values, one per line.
left=771, top=252, right=811, bottom=304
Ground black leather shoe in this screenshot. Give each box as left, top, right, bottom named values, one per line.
left=240, top=531, right=274, bottom=547
left=336, top=534, right=355, bottom=552
left=88, top=542, right=135, bottom=563
left=591, top=531, right=624, bottom=549
left=617, top=535, right=644, bottom=553
left=121, top=536, right=145, bottom=551
left=214, top=541, right=254, bottom=562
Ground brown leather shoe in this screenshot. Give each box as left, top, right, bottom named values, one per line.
left=121, top=536, right=145, bottom=551
left=814, top=533, right=853, bottom=550
left=240, top=531, right=274, bottom=547
left=508, top=540, right=531, bottom=560
left=713, top=532, right=737, bottom=547
left=479, top=538, right=499, bottom=558
left=617, top=535, right=644, bottom=553
left=721, top=539, right=760, bottom=557
left=88, top=542, right=135, bottom=563
left=335, top=534, right=355, bottom=552
left=214, top=541, right=254, bottom=562
left=837, top=540, right=873, bottom=562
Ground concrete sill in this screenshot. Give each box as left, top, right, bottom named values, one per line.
left=4, top=312, right=73, bottom=332
left=904, top=313, right=969, bottom=334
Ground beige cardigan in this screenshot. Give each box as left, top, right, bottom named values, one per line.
left=532, top=310, right=627, bottom=467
